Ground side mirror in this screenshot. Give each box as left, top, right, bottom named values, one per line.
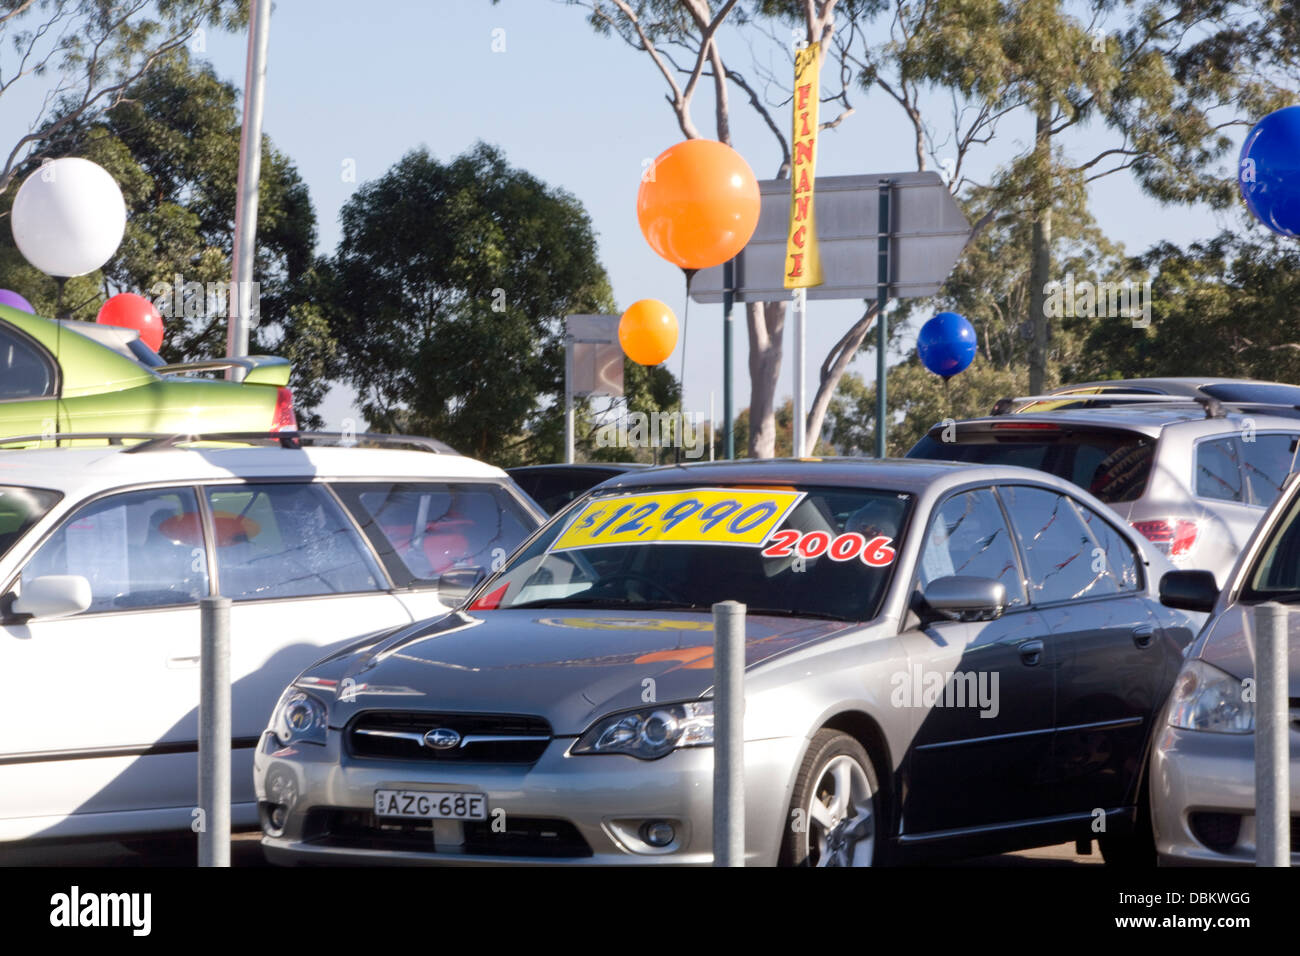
left=1159, top=570, right=1218, bottom=613
left=437, top=567, right=487, bottom=602
left=11, top=575, right=93, bottom=621
left=920, top=575, right=1007, bottom=623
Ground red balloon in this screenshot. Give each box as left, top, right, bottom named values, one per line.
left=97, top=292, right=164, bottom=352
left=637, top=140, right=761, bottom=270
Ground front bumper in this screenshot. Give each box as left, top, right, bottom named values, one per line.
left=1149, top=724, right=1300, bottom=865
left=255, top=730, right=802, bottom=866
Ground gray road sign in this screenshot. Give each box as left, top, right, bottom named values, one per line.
left=690, top=171, right=970, bottom=303
left=566, top=314, right=623, bottom=398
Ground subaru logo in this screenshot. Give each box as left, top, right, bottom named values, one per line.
left=423, top=727, right=461, bottom=750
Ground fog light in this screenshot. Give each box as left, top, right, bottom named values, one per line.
left=270, top=804, right=288, bottom=830
left=641, top=820, right=676, bottom=847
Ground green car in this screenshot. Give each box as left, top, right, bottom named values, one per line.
left=0, top=305, right=296, bottom=441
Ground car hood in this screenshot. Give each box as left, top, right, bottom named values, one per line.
left=1196, top=603, right=1300, bottom=697
left=306, top=608, right=856, bottom=735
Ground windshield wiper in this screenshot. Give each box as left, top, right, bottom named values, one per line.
left=743, top=606, right=853, bottom=622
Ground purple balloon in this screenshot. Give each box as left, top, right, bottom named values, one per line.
left=0, top=289, right=34, bottom=313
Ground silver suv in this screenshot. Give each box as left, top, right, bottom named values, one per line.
left=907, top=403, right=1300, bottom=584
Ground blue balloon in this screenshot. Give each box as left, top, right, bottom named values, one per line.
left=917, top=311, right=976, bottom=380
left=1239, top=105, right=1300, bottom=237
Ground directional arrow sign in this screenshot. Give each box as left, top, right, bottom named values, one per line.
left=690, top=171, right=970, bottom=303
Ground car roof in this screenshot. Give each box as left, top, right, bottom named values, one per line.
left=0, top=444, right=508, bottom=497
left=586, top=456, right=1086, bottom=497
left=1052, top=377, right=1296, bottom=393
left=939, top=405, right=1300, bottom=435
left=506, top=462, right=652, bottom=474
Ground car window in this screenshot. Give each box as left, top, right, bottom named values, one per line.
left=1071, top=498, right=1140, bottom=592
left=908, top=428, right=1155, bottom=503
left=20, top=487, right=209, bottom=613
left=1195, top=437, right=1244, bottom=502
left=917, top=489, right=1026, bottom=607
left=0, top=324, right=54, bottom=400
left=1239, top=434, right=1298, bottom=507
left=1000, top=485, right=1119, bottom=603
left=476, top=485, right=912, bottom=622
left=1246, top=490, right=1300, bottom=598
left=204, top=483, right=385, bottom=600
left=334, top=481, right=536, bottom=584
left=0, top=486, right=61, bottom=563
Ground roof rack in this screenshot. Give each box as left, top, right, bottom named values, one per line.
left=992, top=393, right=1228, bottom=419
left=0, top=430, right=459, bottom=455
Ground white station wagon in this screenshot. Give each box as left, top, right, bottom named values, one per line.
left=0, top=433, right=543, bottom=844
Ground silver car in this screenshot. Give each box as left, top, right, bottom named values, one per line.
left=1152, top=474, right=1300, bottom=865
left=256, top=459, right=1200, bottom=866
left=908, top=404, right=1300, bottom=585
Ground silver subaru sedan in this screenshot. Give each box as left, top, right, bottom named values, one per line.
left=256, top=458, right=1200, bottom=866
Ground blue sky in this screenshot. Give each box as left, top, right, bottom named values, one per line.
left=5, top=0, right=1255, bottom=436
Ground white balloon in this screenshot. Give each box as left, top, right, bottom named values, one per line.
left=11, top=158, right=127, bottom=277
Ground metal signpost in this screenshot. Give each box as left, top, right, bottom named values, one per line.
left=712, top=601, right=746, bottom=866
left=564, top=314, right=624, bottom=463
left=691, top=172, right=970, bottom=455
left=1254, top=603, right=1292, bottom=866
left=198, top=596, right=232, bottom=867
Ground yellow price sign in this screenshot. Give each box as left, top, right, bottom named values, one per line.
left=551, top=487, right=805, bottom=552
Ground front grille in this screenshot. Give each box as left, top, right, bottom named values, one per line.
left=303, top=808, right=592, bottom=858
left=347, top=711, right=552, bottom=764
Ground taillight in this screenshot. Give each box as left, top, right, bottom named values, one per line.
left=270, top=386, right=297, bottom=432
left=1132, top=519, right=1201, bottom=563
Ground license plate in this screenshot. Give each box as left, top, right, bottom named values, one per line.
left=373, top=790, right=487, bottom=820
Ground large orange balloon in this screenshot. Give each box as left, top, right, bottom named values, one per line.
left=637, top=140, right=761, bottom=270
left=619, top=299, right=678, bottom=366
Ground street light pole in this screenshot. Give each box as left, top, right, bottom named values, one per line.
left=227, top=0, right=271, bottom=376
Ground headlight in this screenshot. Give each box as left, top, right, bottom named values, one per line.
left=572, top=701, right=714, bottom=760
left=1167, top=660, right=1254, bottom=733
left=270, top=687, right=329, bottom=746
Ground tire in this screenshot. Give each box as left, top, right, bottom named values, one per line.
left=1098, top=778, right=1157, bottom=867
left=779, top=729, right=881, bottom=867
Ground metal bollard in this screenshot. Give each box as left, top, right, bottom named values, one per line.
left=712, top=600, right=746, bottom=867
left=1254, top=602, right=1291, bottom=867
left=198, top=596, right=232, bottom=867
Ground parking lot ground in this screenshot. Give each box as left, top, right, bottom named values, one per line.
left=0, top=834, right=1102, bottom=867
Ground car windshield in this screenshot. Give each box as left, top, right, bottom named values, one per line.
left=0, top=486, right=62, bottom=561
left=908, top=427, right=1154, bottom=503
left=468, top=484, right=913, bottom=622
left=1243, top=489, right=1300, bottom=601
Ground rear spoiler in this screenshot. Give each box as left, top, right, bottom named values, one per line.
left=155, top=354, right=291, bottom=387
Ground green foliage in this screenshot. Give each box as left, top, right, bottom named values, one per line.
left=326, top=142, right=619, bottom=465
left=1072, top=231, right=1300, bottom=384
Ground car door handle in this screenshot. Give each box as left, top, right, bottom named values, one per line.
left=1018, top=639, right=1044, bottom=667
left=1132, top=625, right=1155, bottom=649
left=167, top=654, right=201, bottom=668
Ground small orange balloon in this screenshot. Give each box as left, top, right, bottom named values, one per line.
left=619, top=299, right=679, bottom=366
left=637, top=139, right=761, bottom=271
